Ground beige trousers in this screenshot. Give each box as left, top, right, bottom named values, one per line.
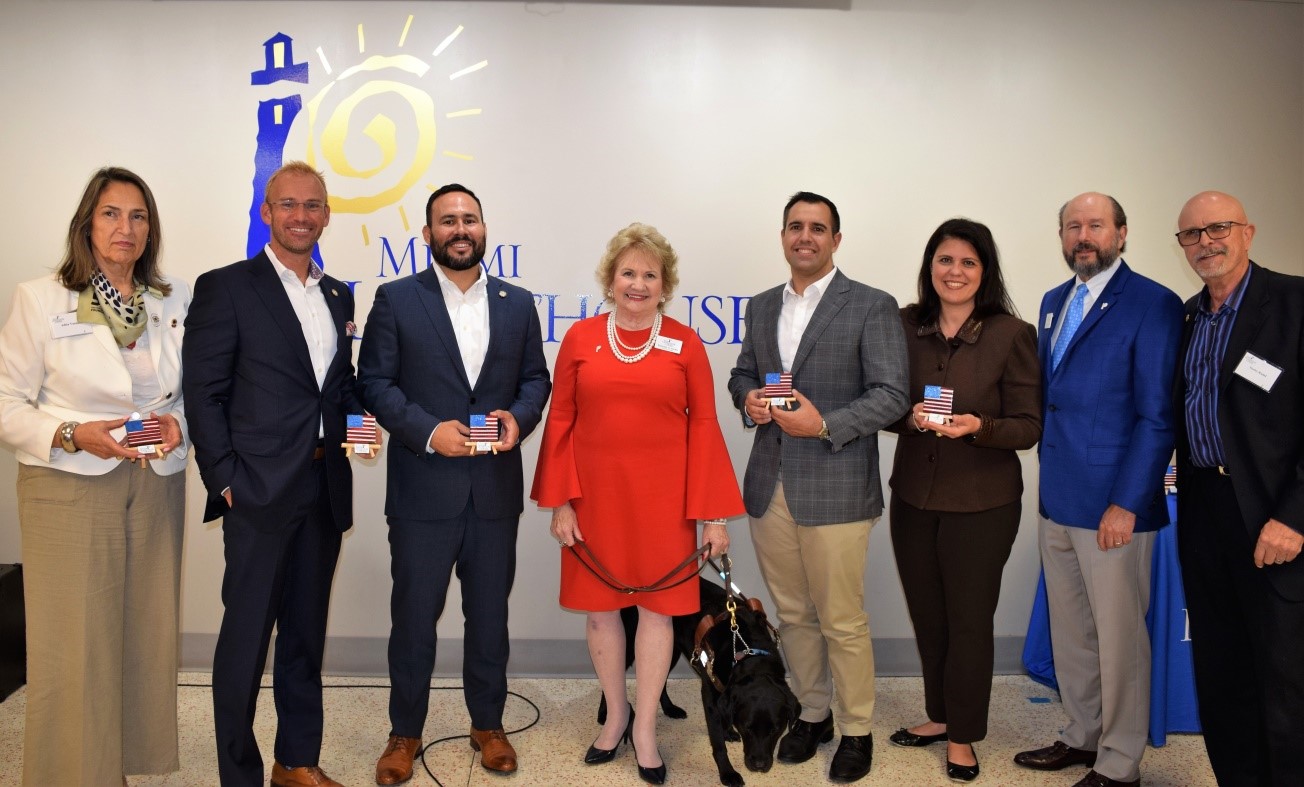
left=18, top=461, right=184, bottom=786
left=749, top=482, right=877, bottom=735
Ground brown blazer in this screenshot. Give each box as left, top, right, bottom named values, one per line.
left=887, top=309, right=1041, bottom=512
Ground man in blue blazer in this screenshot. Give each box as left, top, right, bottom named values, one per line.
left=357, top=184, right=551, bottom=784
left=1015, top=193, right=1182, bottom=787
left=184, top=162, right=364, bottom=787
left=1173, top=191, right=1304, bottom=785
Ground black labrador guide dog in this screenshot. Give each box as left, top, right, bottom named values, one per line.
left=596, top=577, right=799, bottom=786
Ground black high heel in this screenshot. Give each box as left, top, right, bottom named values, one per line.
left=584, top=704, right=633, bottom=765
left=632, top=741, right=666, bottom=785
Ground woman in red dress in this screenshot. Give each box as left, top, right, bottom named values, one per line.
left=531, top=223, right=744, bottom=784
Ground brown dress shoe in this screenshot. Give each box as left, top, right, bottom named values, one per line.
left=469, top=727, right=518, bottom=773
left=1073, top=770, right=1140, bottom=787
left=1013, top=741, right=1097, bottom=771
left=270, top=761, right=343, bottom=787
left=376, top=735, right=423, bottom=785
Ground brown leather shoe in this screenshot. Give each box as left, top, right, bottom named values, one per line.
left=376, top=735, right=422, bottom=785
left=469, top=727, right=518, bottom=773
left=1013, top=741, right=1097, bottom=771
left=270, top=761, right=343, bottom=787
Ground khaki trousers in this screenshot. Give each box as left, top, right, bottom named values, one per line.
left=750, top=482, right=877, bottom=735
left=18, top=461, right=184, bottom=786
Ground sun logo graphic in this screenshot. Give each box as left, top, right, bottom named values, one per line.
left=246, top=16, right=486, bottom=272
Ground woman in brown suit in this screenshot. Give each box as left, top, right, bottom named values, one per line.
left=885, top=218, right=1041, bottom=783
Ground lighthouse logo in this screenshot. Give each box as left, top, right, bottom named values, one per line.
left=245, top=16, right=487, bottom=270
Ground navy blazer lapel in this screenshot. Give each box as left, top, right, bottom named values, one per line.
left=415, top=267, right=472, bottom=390
left=478, top=276, right=511, bottom=391
left=321, top=274, right=353, bottom=381
left=1219, top=262, right=1268, bottom=392
left=1041, top=278, right=1074, bottom=374
left=791, top=271, right=849, bottom=375
left=249, top=254, right=316, bottom=382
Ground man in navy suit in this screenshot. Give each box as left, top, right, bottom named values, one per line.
left=1014, top=193, right=1182, bottom=787
left=184, top=161, right=364, bottom=787
left=1173, top=191, right=1304, bottom=785
left=357, top=184, right=550, bottom=784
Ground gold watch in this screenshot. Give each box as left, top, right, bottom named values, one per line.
left=818, top=419, right=830, bottom=441
left=59, top=421, right=81, bottom=454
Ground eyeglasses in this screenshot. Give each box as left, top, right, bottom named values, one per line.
left=269, top=199, right=327, bottom=214
left=1175, top=221, right=1245, bottom=247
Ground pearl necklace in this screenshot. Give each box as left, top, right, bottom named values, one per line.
left=607, top=311, right=662, bottom=364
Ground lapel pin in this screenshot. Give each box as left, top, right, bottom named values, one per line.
left=596, top=344, right=602, bottom=352
left=331, top=288, right=339, bottom=296
left=499, top=289, right=507, bottom=298
left=1100, top=302, right=1109, bottom=309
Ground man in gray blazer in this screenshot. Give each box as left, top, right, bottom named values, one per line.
left=728, top=191, right=909, bottom=784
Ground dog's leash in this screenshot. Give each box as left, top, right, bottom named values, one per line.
left=566, top=541, right=709, bottom=595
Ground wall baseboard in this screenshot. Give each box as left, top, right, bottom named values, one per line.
left=182, top=634, right=1030, bottom=678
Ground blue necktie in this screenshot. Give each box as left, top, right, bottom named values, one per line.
left=1051, top=283, right=1089, bottom=370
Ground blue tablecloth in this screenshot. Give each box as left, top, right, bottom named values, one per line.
left=1022, top=495, right=1201, bottom=746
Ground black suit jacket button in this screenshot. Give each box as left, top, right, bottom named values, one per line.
left=469, top=396, right=477, bottom=404
left=1048, top=404, right=1058, bottom=412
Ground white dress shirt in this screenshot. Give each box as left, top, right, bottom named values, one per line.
left=267, top=245, right=337, bottom=436
left=778, top=265, right=838, bottom=372
left=433, top=264, right=490, bottom=387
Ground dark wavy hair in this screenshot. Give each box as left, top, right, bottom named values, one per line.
left=57, top=166, right=169, bottom=294
left=909, top=217, right=1015, bottom=326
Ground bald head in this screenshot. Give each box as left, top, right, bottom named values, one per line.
left=1177, top=190, right=1254, bottom=292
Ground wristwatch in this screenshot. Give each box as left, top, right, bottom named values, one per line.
left=818, top=419, right=830, bottom=441
left=59, top=421, right=81, bottom=454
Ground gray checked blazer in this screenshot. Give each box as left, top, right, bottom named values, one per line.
left=728, top=269, right=909, bottom=525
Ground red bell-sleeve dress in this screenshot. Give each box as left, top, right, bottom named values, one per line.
left=531, top=314, right=745, bottom=615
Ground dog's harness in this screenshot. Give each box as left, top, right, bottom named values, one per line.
left=691, top=554, right=781, bottom=692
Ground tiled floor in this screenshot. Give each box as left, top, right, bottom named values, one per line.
left=0, top=674, right=1214, bottom=786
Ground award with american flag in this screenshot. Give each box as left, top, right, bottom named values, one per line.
left=466, top=413, right=502, bottom=455
left=922, top=385, right=955, bottom=424
left=1164, top=464, right=1177, bottom=494
left=342, top=413, right=379, bottom=456
left=763, top=372, right=795, bottom=407
left=125, top=412, right=162, bottom=465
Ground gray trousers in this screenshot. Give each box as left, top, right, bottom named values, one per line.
left=1039, top=516, right=1154, bottom=783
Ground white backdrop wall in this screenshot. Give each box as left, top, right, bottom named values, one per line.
left=1, top=0, right=1301, bottom=675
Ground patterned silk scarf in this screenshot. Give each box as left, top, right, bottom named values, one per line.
left=76, top=271, right=161, bottom=348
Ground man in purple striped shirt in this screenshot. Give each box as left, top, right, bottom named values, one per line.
left=1173, top=191, right=1304, bottom=786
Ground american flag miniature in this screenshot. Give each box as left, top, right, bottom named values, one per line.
left=763, top=372, right=794, bottom=398
left=922, top=385, right=954, bottom=416
left=469, top=414, right=500, bottom=443
left=125, top=415, right=162, bottom=447
left=346, top=414, right=377, bottom=444
left=1164, top=465, right=1177, bottom=493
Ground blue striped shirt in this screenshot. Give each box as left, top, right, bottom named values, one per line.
left=1184, top=266, right=1252, bottom=468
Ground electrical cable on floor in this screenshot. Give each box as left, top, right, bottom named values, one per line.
left=176, top=679, right=542, bottom=787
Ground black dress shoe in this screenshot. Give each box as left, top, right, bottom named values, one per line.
left=829, top=734, right=873, bottom=783
left=1013, top=741, right=1096, bottom=771
left=889, top=727, right=948, bottom=747
left=777, top=713, right=834, bottom=763
left=632, top=743, right=666, bottom=785
left=1072, top=770, right=1139, bottom=787
left=585, top=704, right=633, bottom=764
left=946, top=744, right=979, bottom=783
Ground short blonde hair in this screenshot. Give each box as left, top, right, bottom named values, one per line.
left=264, top=160, right=327, bottom=202
left=596, top=223, right=680, bottom=310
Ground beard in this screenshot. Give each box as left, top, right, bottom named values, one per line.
left=432, top=234, right=486, bottom=271
left=1062, top=239, right=1121, bottom=279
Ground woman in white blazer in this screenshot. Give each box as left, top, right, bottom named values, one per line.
left=0, top=167, right=189, bottom=786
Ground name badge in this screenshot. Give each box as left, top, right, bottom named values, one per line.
left=653, top=335, right=683, bottom=354
left=1234, top=351, right=1282, bottom=392
left=50, top=311, right=93, bottom=338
